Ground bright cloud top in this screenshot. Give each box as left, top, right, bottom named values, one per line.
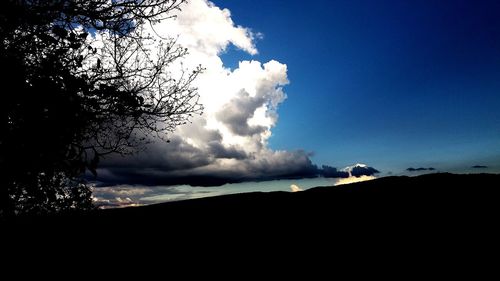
left=335, top=175, right=377, bottom=186
left=172, top=0, right=258, bottom=56
left=96, top=0, right=318, bottom=186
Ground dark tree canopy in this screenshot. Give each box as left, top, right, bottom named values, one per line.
left=0, top=0, right=203, bottom=215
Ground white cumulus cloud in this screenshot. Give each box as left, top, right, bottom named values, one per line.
left=169, top=0, right=258, bottom=56
left=96, top=0, right=318, bottom=187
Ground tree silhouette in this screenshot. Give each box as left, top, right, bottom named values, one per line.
left=0, top=0, right=202, bottom=215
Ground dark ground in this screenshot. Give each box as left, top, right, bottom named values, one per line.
left=4, top=173, right=500, bottom=268
left=7, top=173, right=500, bottom=230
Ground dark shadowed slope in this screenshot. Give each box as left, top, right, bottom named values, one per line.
left=9, top=173, right=499, bottom=229
left=5, top=173, right=500, bottom=260
left=102, top=173, right=500, bottom=225
left=5, top=173, right=499, bottom=277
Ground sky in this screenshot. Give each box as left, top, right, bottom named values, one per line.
left=215, top=0, right=500, bottom=173
left=92, top=0, right=500, bottom=205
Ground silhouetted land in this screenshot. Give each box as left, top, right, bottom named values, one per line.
left=7, top=173, right=500, bottom=230
left=5, top=173, right=498, bottom=277
left=5, top=172, right=500, bottom=262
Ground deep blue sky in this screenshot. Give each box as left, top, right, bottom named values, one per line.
left=215, top=0, right=500, bottom=174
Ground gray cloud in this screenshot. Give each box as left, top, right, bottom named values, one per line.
left=216, top=90, right=268, bottom=136
left=351, top=166, right=380, bottom=177
left=320, top=165, right=350, bottom=178
left=102, top=135, right=211, bottom=171
left=406, top=167, right=436, bottom=172
left=95, top=137, right=383, bottom=187
left=208, top=141, right=247, bottom=160
left=95, top=137, right=321, bottom=187
left=471, top=165, right=488, bottom=169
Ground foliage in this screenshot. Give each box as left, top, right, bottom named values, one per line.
left=0, top=0, right=202, bottom=215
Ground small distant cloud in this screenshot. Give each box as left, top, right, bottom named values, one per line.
left=317, top=163, right=380, bottom=185
left=406, top=167, right=435, bottom=172
left=290, top=184, right=303, bottom=192
left=471, top=165, right=488, bottom=169
left=350, top=165, right=380, bottom=177
left=319, top=163, right=380, bottom=178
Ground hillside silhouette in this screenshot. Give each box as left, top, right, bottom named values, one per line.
left=5, top=172, right=500, bottom=260
left=4, top=172, right=498, bottom=278
left=9, top=173, right=499, bottom=229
